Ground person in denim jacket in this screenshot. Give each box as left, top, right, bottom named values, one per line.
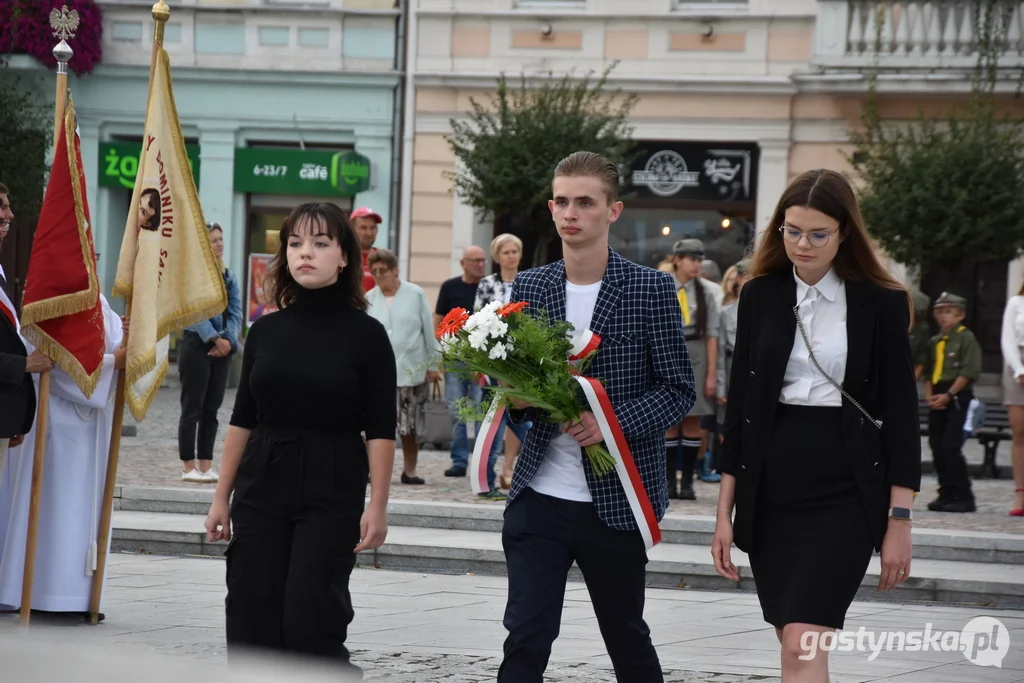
left=178, top=222, right=243, bottom=482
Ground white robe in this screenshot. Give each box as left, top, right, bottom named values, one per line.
left=0, top=294, right=122, bottom=612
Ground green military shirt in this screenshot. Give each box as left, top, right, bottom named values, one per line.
left=909, top=319, right=931, bottom=368
left=925, top=325, right=982, bottom=386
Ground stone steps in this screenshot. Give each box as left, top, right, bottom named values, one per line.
left=113, top=487, right=1024, bottom=565
left=110, top=509, right=1024, bottom=609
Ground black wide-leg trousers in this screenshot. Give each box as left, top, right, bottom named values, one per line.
left=224, top=427, right=365, bottom=668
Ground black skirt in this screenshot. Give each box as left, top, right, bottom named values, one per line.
left=748, top=403, right=874, bottom=630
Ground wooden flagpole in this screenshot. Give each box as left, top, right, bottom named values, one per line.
left=19, top=6, right=79, bottom=629
left=86, top=0, right=170, bottom=626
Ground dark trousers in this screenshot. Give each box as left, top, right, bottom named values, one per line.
left=178, top=330, right=230, bottom=461
left=928, top=385, right=974, bottom=501
left=225, top=428, right=365, bottom=668
left=498, top=488, right=662, bottom=683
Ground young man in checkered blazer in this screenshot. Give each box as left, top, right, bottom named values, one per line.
left=499, top=152, right=696, bottom=682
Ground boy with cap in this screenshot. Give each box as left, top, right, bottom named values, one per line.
left=350, top=206, right=382, bottom=292
left=923, top=292, right=982, bottom=512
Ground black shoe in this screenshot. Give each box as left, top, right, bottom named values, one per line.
left=937, top=498, right=977, bottom=513
left=83, top=611, right=105, bottom=623
left=927, top=496, right=948, bottom=512
left=400, top=473, right=425, bottom=485
left=444, top=467, right=466, bottom=477
left=679, top=486, right=696, bottom=501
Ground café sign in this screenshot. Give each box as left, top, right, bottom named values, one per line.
left=233, top=147, right=372, bottom=197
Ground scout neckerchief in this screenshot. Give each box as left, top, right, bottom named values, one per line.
left=932, top=325, right=966, bottom=385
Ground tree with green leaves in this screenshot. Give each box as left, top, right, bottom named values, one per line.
left=848, top=0, right=1024, bottom=281
left=446, top=65, right=640, bottom=268
left=0, top=64, right=50, bottom=309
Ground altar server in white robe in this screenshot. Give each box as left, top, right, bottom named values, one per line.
left=0, top=293, right=125, bottom=617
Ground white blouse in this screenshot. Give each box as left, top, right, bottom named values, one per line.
left=780, top=267, right=847, bottom=407
left=1001, top=295, right=1024, bottom=379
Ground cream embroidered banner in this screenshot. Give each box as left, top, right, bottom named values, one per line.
left=113, top=48, right=226, bottom=421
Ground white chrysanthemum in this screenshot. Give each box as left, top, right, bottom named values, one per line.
left=468, top=327, right=491, bottom=351
left=489, top=342, right=508, bottom=360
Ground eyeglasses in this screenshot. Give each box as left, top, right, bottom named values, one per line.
left=778, top=226, right=836, bottom=248
left=463, top=258, right=487, bottom=264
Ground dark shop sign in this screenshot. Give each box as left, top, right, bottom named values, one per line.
left=629, top=141, right=759, bottom=202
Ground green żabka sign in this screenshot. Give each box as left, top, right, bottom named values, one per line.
left=100, top=141, right=201, bottom=189
left=233, top=148, right=372, bottom=197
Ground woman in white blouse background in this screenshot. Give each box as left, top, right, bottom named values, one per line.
left=999, top=286, right=1024, bottom=517
left=712, top=170, right=921, bottom=682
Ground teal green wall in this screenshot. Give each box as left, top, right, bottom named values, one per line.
left=12, top=60, right=398, bottom=312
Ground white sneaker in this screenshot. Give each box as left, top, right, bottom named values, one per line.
left=182, top=469, right=204, bottom=483
left=200, top=469, right=219, bottom=483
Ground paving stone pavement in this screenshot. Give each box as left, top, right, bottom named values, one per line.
left=121, top=388, right=1024, bottom=534
left=2, top=553, right=1022, bottom=682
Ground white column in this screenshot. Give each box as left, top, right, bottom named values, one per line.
left=197, top=127, right=239, bottom=276
left=1009, top=257, right=1024, bottom=302
left=754, top=141, right=791, bottom=245
left=449, top=155, right=478, bottom=276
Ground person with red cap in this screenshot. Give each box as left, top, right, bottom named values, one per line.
left=350, top=207, right=382, bottom=292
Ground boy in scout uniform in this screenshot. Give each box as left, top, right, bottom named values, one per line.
left=924, top=292, right=982, bottom=513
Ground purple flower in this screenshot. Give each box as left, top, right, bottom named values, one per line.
left=0, top=0, right=104, bottom=76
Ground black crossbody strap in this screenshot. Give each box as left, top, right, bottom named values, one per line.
left=793, top=305, right=882, bottom=430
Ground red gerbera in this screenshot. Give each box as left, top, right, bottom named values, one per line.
left=437, top=307, right=470, bottom=338
left=498, top=301, right=529, bottom=317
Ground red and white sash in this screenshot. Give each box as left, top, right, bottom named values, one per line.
left=468, top=329, right=662, bottom=551
left=0, top=267, right=19, bottom=333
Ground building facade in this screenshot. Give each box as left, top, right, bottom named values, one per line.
left=13, top=0, right=400, bottom=324
left=400, top=0, right=1024, bottom=371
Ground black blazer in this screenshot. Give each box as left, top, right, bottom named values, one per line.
left=0, top=308, right=35, bottom=439
left=718, top=268, right=921, bottom=554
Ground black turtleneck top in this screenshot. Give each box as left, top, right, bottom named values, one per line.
left=229, top=280, right=397, bottom=440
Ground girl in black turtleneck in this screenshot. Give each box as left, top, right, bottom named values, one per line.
left=204, top=203, right=397, bottom=671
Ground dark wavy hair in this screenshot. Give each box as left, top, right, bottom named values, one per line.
left=140, top=188, right=160, bottom=231
left=265, top=202, right=367, bottom=311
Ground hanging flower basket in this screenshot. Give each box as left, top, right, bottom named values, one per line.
left=0, top=0, right=104, bottom=76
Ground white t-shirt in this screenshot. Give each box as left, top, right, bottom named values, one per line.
left=529, top=279, right=602, bottom=502
left=502, top=282, right=514, bottom=305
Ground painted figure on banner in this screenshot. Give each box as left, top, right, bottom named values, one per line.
left=0, top=293, right=125, bottom=618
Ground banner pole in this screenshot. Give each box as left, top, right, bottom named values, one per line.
left=86, top=0, right=170, bottom=626
left=19, top=6, right=79, bottom=630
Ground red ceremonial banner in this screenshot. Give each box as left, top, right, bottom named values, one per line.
left=20, top=94, right=106, bottom=398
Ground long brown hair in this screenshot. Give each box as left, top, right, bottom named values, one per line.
left=751, top=168, right=909, bottom=289
left=265, top=202, right=367, bottom=311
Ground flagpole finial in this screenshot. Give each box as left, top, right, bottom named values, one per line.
left=152, top=0, right=171, bottom=24
left=50, top=5, right=78, bottom=75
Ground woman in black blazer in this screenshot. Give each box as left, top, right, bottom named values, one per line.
left=712, top=169, right=921, bottom=680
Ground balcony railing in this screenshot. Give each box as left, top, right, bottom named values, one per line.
left=814, top=0, right=1024, bottom=71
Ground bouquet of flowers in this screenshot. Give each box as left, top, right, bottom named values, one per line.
left=437, top=300, right=616, bottom=476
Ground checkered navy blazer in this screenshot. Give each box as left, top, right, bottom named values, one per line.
left=506, top=248, right=696, bottom=530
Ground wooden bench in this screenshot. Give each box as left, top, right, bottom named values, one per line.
left=919, top=398, right=1011, bottom=479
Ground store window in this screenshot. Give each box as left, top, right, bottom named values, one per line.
left=620, top=140, right=760, bottom=275
left=613, top=207, right=753, bottom=273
